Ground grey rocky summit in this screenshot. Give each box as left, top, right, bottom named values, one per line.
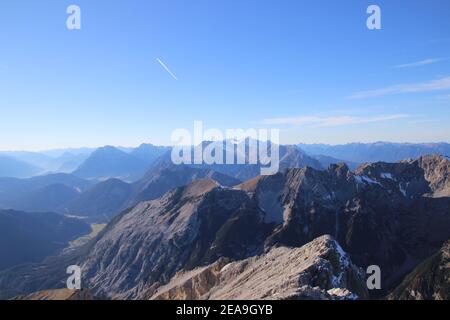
left=0, top=155, right=449, bottom=300
left=150, top=235, right=369, bottom=300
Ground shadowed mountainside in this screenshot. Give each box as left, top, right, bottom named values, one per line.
left=0, top=154, right=448, bottom=300
left=0, top=210, right=90, bottom=271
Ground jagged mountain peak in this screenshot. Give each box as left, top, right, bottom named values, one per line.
left=72, top=146, right=148, bottom=181
left=353, top=154, right=449, bottom=198
left=327, top=162, right=351, bottom=175
left=150, top=235, right=369, bottom=300
left=416, top=154, right=450, bottom=197
left=180, top=179, right=220, bottom=199
left=235, top=175, right=266, bottom=193
left=1, top=154, right=448, bottom=300
left=80, top=178, right=262, bottom=299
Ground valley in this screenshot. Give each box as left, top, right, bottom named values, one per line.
left=0, top=145, right=448, bottom=300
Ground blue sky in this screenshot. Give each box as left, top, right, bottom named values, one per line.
left=1, top=0, right=450, bottom=150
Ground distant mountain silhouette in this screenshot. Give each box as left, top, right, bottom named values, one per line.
left=311, top=154, right=360, bottom=170
left=64, top=165, right=241, bottom=222
left=0, top=173, right=93, bottom=212
left=0, top=152, right=52, bottom=171
left=64, top=178, right=133, bottom=221
left=298, top=142, right=450, bottom=163
left=0, top=161, right=241, bottom=221
left=0, top=210, right=90, bottom=270
left=0, top=155, right=42, bottom=178
left=7, top=184, right=81, bottom=213
left=72, top=146, right=148, bottom=181
left=153, top=141, right=323, bottom=181
left=0, top=142, right=322, bottom=221
left=130, top=143, right=170, bottom=166
left=0, top=150, right=92, bottom=173
left=132, top=164, right=241, bottom=205
left=55, top=152, right=90, bottom=173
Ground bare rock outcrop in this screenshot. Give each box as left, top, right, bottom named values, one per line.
left=12, top=288, right=95, bottom=300
left=388, top=240, right=450, bottom=300
left=2, top=155, right=448, bottom=300
left=81, top=179, right=267, bottom=299
left=150, top=235, right=369, bottom=300
left=416, top=154, right=450, bottom=197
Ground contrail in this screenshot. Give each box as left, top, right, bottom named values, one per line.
left=156, top=58, right=178, bottom=80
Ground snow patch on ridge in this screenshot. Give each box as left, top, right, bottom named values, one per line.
left=354, top=175, right=382, bottom=186
left=381, top=172, right=394, bottom=180
left=399, top=182, right=409, bottom=197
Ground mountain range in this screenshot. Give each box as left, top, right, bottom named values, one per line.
left=0, top=140, right=449, bottom=300
left=0, top=173, right=93, bottom=213
left=72, top=146, right=150, bottom=182
left=2, top=142, right=449, bottom=180
left=298, top=142, right=450, bottom=164
left=0, top=142, right=321, bottom=222
left=1, top=154, right=448, bottom=300
left=0, top=151, right=90, bottom=176
left=0, top=156, right=42, bottom=179
left=0, top=143, right=169, bottom=180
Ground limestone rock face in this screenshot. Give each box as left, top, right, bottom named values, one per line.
left=81, top=179, right=267, bottom=299
left=388, top=240, right=450, bottom=300
left=1, top=155, right=449, bottom=300
left=239, top=156, right=450, bottom=290
left=416, top=154, right=450, bottom=198
left=150, top=236, right=369, bottom=300
left=12, top=288, right=94, bottom=300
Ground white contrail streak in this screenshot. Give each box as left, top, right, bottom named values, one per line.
left=156, top=58, right=178, bottom=80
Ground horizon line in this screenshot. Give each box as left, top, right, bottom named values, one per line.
left=1, top=140, right=450, bottom=154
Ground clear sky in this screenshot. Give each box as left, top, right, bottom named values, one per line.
left=1, top=0, right=450, bottom=151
